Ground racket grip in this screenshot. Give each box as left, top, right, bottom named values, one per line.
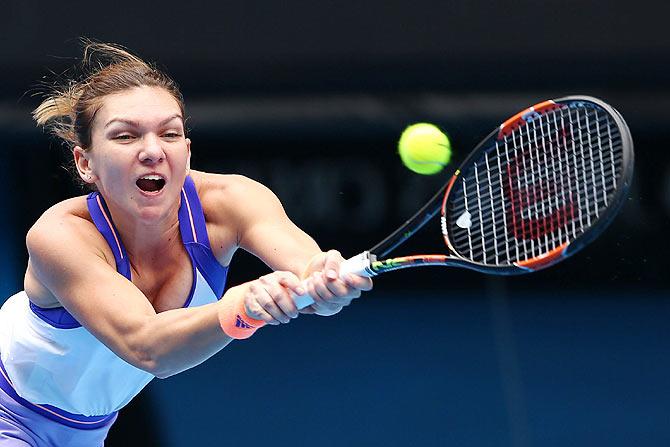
left=293, top=251, right=375, bottom=310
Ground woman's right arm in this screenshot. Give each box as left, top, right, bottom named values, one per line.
left=25, top=211, right=301, bottom=378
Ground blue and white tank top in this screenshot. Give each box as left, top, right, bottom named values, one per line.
left=0, top=176, right=228, bottom=428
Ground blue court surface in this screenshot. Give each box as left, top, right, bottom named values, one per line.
left=147, top=289, right=670, bottom=447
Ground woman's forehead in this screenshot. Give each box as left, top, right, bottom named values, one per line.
left=96, top=86, right=182, bottom=126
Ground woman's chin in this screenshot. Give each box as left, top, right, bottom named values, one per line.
left=132, top=188, right=178, bottom=223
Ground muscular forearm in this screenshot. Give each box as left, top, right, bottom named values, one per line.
left=135, top=285, right=247, bottom=378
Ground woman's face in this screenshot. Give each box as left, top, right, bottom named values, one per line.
left=76, top=86, right=191, bottom=224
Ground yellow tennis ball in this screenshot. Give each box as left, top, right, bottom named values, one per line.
left=398, top=123, right=452, bottom=175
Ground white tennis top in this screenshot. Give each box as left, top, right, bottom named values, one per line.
left=0, top=176, right=228, bottom=420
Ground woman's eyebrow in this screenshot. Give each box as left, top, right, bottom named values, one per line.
left=104, top=114, right=183, bottom=129
left=160, top=114, right=183, bottom=125
left=104, top=118, right=140, bottom=129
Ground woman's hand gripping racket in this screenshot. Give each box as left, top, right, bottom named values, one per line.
left=293, top=96, right=634, bottom=310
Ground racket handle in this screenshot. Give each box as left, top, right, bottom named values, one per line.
left=293, top=251, right=375, bottom=310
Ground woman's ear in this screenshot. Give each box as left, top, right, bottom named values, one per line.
left=73, top=146, right=97, bottom=184
left=185, top=138, right=192, bottom=174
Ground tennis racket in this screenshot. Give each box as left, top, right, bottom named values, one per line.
left=294, top=95, right=634, bottom=309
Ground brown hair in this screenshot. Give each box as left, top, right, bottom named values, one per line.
left=33, top=40, right=186, bottom=151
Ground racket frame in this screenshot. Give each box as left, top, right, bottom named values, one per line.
left=357, top=95, right=634, bottom=276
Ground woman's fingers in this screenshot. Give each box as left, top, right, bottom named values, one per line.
left=245, top=272, right=302, bottom=324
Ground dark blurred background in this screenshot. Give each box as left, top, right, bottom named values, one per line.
left=1, top=1, right=668, bottom=446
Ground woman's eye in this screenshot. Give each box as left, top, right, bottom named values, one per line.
left=113, top=134, right=135, bottom=141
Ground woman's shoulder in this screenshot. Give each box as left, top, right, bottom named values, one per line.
left=27, top=195, right=110, bottom=256
left=189, top=170, right=278, bottom=217
left=33, top=195, right=92, bottom=227
left=190, top=169, right=269, bottom=195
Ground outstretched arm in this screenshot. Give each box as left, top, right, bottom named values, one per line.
left=199, top=172, right=373, bottom=316
left=25, top=209, right=304, bottom=379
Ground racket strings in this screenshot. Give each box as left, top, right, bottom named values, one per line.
left=471, top=116, right=623, bottom=186
left=452, top=126, right=623, bottom=203
left=460, top=127, right=623, bottom=223
left=447, top=104, right=624, bottom=266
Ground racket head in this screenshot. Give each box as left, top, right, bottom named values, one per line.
left=441, top=96, right=634, bottom=274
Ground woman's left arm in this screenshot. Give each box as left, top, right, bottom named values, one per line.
left=198, top=171, right=372, bottom=315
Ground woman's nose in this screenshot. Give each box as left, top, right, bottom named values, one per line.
left=139, top=134, right=165, bottom=163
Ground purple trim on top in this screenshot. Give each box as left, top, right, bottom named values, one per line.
left=28, top=303, right=80, bottom=329
left=182, top=243, right=228, bottom=299
left=179, top=176, right=228, bottom=299
left=180, top=176, right=211, bottom=247
left=188, top=244, right=228, bottom=299
left=181, top=249, right=198, bottom=308
left=0, top=358, right=116, bottom=430
left=86, top=193, right=132, bottom=280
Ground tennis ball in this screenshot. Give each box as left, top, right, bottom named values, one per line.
left=398, top=123, right=451, bottom=175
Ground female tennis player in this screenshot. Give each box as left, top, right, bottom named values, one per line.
left=0, top=42, right=372, bottom=446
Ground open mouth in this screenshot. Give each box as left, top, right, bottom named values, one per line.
left=136, top=175, right=166, bottom=193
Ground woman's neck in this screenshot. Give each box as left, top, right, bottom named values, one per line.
left=104, top=198, right=184, bottom=270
